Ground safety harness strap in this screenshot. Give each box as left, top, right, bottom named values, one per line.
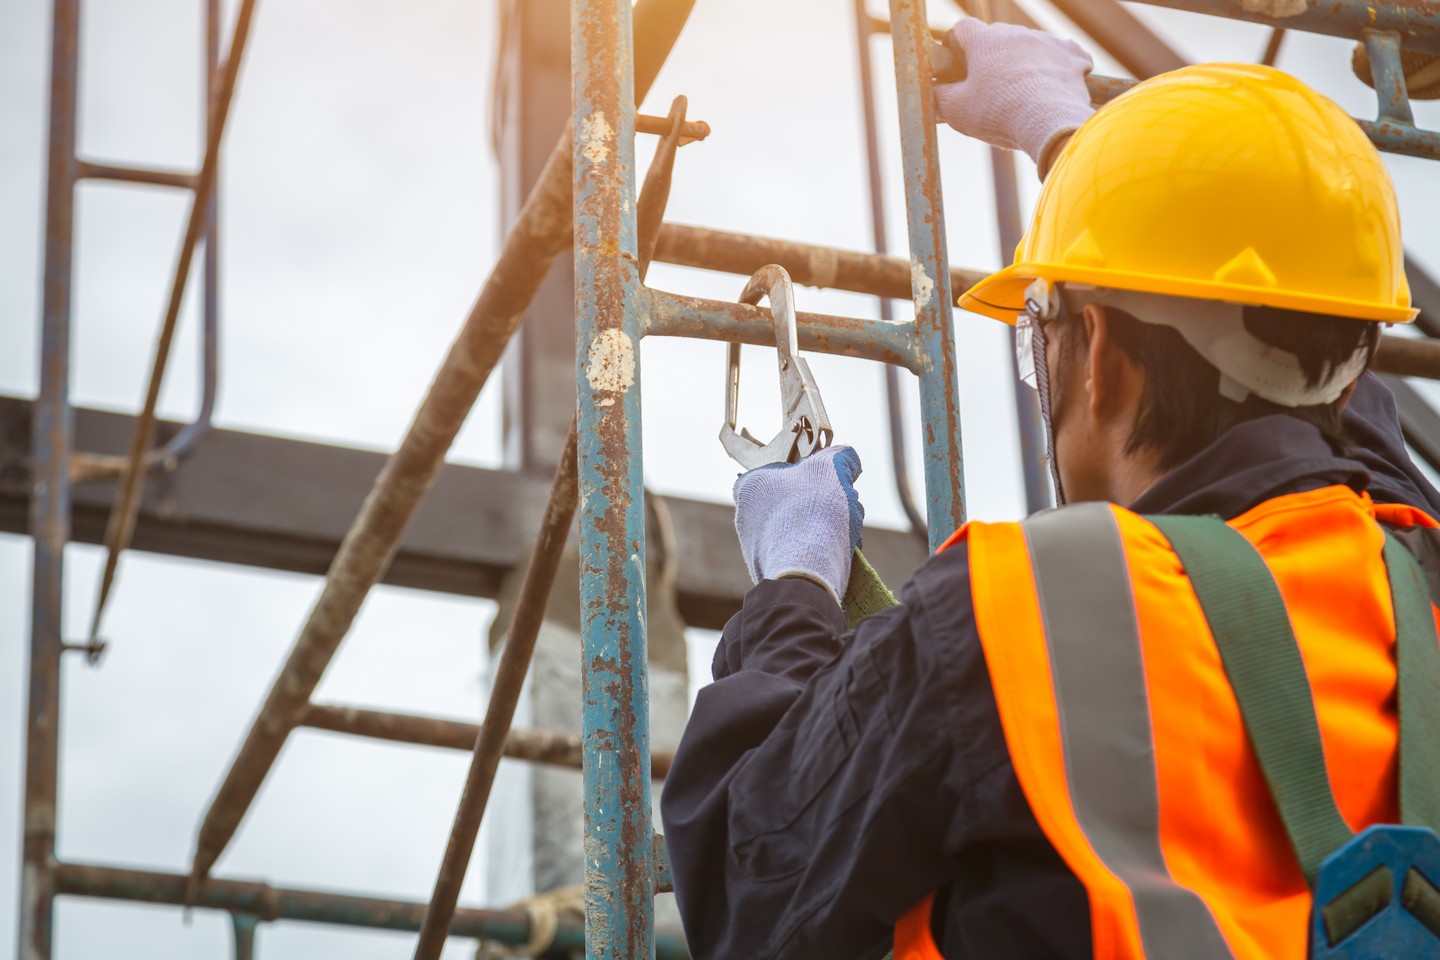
left=1146, top=514, right=1354, bottom=884
left=1381, top=533, right=1440, bottom=834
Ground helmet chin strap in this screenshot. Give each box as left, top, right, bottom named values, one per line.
left=1024, top=281, right=1068, bottom=507
left=1034, top=326, right=1067, bottom=507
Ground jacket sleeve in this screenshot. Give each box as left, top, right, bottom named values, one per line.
left=660, top=546, right=1012, bottom=959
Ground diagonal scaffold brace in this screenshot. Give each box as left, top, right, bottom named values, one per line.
left=183, top=0, right=699, bottom=905
left=410, top=94, right=699, bottom=960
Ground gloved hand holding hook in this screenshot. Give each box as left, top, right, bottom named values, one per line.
left=720, top=265, right=833, bottom=469
left=723, top=265, right=864, bottom=606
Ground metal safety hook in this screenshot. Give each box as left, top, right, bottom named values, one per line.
left=720, top=264, right=834, bottom=469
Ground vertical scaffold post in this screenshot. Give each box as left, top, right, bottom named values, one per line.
left=888, top=0, right=966, bottom=551
left=572, top=1, right=653, bottom=958
left=990, top=147, right=1051, bottom=514
left=22, top=2, right=79, bottom=958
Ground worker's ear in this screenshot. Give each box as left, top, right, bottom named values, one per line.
left=1082, top=304, right=1139, bottom=423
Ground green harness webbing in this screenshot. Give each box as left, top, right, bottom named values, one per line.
left=843, top=548, right=900, bottom=629
left=848, top=552, right=901, bottom=960
left=864, top=515, right=1440, bottom=958
left=1146, top=516, right=1440, bottom=885
left=1387, top=532, right=1440, bottom=837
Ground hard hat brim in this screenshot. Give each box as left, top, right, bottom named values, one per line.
left=958, top=263, right=1419, bottom=325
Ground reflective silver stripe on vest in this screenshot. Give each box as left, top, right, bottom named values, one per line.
left=1022, top=504, right=1233, bottom=959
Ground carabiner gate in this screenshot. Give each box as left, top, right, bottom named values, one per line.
left=719, top=264, right=834, bottom=470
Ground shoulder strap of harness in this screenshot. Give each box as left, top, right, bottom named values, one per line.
left=1148, top=514, right=1440, bottom=861
left=1147, top=514, right=1355, bottom=884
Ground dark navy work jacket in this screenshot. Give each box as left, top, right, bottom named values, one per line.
left=660, top=374, right=1440, bottom=959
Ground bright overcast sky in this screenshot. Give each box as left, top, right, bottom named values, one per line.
left=2, top=1, right=1438, bottom=957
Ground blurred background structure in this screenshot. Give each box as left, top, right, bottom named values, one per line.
left=3, top=0, right=1440, bottom=957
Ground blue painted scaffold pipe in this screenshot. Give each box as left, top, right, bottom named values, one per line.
left=572, top=0, right=655, bottom=956
left=889, top=0, right=967, bottom=552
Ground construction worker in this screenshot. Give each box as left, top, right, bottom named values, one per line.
left=660, top=19, right=1440, bottom=960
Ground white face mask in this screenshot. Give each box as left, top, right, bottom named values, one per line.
left=1056, top=283, right=1373, bottom=408
left=1016, top=279, right=1375, bottom=506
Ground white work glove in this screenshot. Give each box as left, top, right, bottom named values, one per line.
left=733, top=446, right=864, bottom=607
left=934, top=20, right=1096, bottom=174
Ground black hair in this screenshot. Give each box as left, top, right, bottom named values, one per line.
left=1050, top=304, right=1380, bottom=471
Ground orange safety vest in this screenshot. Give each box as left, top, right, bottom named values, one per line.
left=893, top=485, right=1440, bottom=960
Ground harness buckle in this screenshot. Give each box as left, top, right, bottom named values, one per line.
left=1311, top=824, right=1440, bottom=958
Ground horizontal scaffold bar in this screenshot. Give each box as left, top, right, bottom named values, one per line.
left=299, top=704, right=675, bottom=778
left=1085, top=74, right=1440, bottom=161
left=1127, top=0, right=1440, bottom=54
left=654, top=223, right=987, bottom=303
left=52, top=861, right=691, bottom=957
left=644, top=288, right=923, bottom=371
left=635, top=112, right=710, bottom=144
left=1373, top=335, right=1440, bottom=381
left=75, top=159, right=197, bottom=190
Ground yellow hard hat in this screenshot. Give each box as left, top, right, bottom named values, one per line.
left=958, top=63, right=1416, bottom=324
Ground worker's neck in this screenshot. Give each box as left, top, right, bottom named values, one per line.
left=1057, top=436, right=1165, bottom=508
left=1112, top=456, right=1166, bottom=508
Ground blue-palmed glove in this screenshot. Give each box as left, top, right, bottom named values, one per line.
left=733, top=446, right=864, bottom=607
left=934, top=19, right=1095, bottom=175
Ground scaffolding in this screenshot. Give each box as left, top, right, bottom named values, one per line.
left=15, top=0, right=1440, bottom=957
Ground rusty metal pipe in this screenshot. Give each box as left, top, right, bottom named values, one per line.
left=413, top=87, right=690, bottom=960
left=186, top=0, right=696, bottom=896
left=298, top=703, right=675, bottom=777
left=645, top=288, right=922, bottom=370
left=70, top=4, right=224, bottom=490
left=853, top=0, right=928, bottom=542
left=1374, top=335, right=1440, bottom=380
left=989, top=145, right=1052, bottom=513
left=88, top=0, right=257, bottom=644
left=410, top=417, right=579, bottom=958
left=635, top=111, right=709, bottom=144
left=1261, top=27, right=1286, bottom=66
left=75, top=160, right=197, bottom=190
left=865, top=12, right=954, bottom=39
left=572, top=0, right=657, bottom=951
left=1044, top=0, right=1185, bottom=78
left=637, top=98, right=687, bottom=280
left=51, top=861, right=689, bottom=957
left=655, top=223, right=987, bottom=303
left=23, top=1, right=79, bottom=956
left=889, top=0, right=967, bottom=550
left=60, top=861, right=556, bottom=939
left=187, top=133, right=578, bottom=892
left=230, top=913, right=259, bottom=960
